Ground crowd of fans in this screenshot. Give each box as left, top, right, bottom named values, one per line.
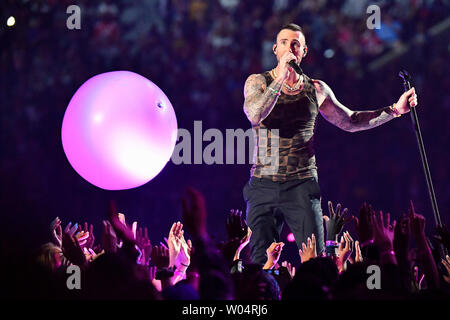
left=1, top=0, right=449, bottom=300
left=3, top=187, right=450, bottom=300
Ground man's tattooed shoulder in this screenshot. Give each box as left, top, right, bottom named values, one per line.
left=244, top=74, right=266, bottom=97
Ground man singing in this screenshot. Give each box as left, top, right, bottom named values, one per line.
left=242, top=23, right=418, bottom=266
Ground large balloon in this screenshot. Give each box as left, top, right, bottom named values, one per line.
left=61, top=71, right=178, bottom=190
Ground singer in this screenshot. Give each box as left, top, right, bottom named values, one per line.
left=242, top=23, right=419, bottom=266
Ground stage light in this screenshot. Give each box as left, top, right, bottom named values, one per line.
left=7, top=16, right=15, bottom=27
left=324, top=48, right=335, bottom=59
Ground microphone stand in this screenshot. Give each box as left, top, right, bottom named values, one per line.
left=398, top=70, right=446, bottom=256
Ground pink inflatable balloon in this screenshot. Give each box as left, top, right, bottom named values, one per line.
left=61, top=71, right=178, bottom=190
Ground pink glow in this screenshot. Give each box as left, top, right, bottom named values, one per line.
left=287, top=233, right=295, bottom=242
left=61, top=71, right=178, bottom=190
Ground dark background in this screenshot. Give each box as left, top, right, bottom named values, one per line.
left=1, top=0, right=449, bottom=262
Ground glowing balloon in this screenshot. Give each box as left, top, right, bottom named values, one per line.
left=61, top=71, right=178, bottom=190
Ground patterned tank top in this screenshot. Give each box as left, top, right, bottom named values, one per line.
left=250, top=71, right=319, bottom=182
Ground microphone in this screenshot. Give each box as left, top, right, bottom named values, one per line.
left=288, top=60, right=303, bottom=75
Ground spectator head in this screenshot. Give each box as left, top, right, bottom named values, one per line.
left=37, top=242, right=63, bottom=272
left=298, top=256, right=339, bottom=288
left=200, top=269, right=234, bottom=300
left=233, top=264, right=281, bottom=300
left=282, top=257, right=337, bottom=300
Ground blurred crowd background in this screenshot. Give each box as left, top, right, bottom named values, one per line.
left=1, top=0, right=449, bottom=260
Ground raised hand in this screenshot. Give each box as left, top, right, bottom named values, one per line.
left=150, top=245, right=170, bottom=269
left=298, top=234, right=317, bottom=263
left=409, top=201, right=425, bottom=241
left=136, top=226, right=152, bottom=265
left=101, top=220, right=117, bottom=254
left=394, top=215, right=410, bottom=265
left=226, top=209, right=248, bottom=241
left=337, top=231, right=354, bottom=272
left=83, top=222, right=95, bottom=250
left=74, top=230, right=89, bottom=248
left=64, top=222, right=79, bottom=238
left=222, top=226, right=252, bottom=263
left=50, top=217, right=63, bottom=247
left=355, top=240, right=363, bottom=263
left=281, top=261, right=296, bottom=279
left=441, top=255, right=450, bottom=284
left=177, top=236, right=192, bottom=269
left=220, top=237, right=241, bottom=264
left=372, top=210, right=397, bottom=265
left=264, top=242, right=285, bottom=269
left=234, top=227, right=252, bottom=261
left=167, top=222, right=184, bottom=267
left=181, top=187, right=208, bottom=239
left=353, top=202, right=374, bottom=244
left=62, top=229, right=87, bottom=268
left=164, top=223, right=193, bottom=270
left=108, top=201, right=135, bottom=246
left=372, top=210, right=396, bottom=251
left=434, top=225, right=450, bottom=251
left=148, top=266, right=157, bottom=282
left=408, top=200, right=440, bottom=289
left=83, top=247, right=98, bottom=262
left=324, top=201, right=352, bottom=241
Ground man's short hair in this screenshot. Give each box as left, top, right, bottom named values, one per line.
left=276, top=23, right=306, bottom=42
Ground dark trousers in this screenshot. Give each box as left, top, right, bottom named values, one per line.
left=243, top=176, right=324, bottom=266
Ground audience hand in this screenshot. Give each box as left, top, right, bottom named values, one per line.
left=264, top=242, right=285, bottom=269
left=372, top=210, right=397, bottom=265
left=355, top=240, right=363, bottom=263
left=167, top=221, right=184, bottom=267
left=409, top=201, right=426, bottom=241
left=50, top=217, right=62, bottom=247
left=281, top=261, right=296, bottom=279
left=394, top=214, right=410, bottom=265
left=298, top=234, right=317, bottom=263
left=324, top=201, right=351, bottom=241
left=337, top=231, right=354, bottom=272
left=151, top=245, right=170, bottom=269
left=82, top=222, right=95, bottom=250
left=372, top=210, right=396, bottom=252
left=441, top=255, right=450, bottom=284
left=353, top=202, right=374, bottom=244
left=136, top=226, right=152, bottom=265
left=226, top=209, right=248, bottom=241
left=434, top=224, right=450, bottom=251
left=108, top=201, right=135, bottom=246
left=101, top=220, right=117, bottom=254
left=62, top=230, right=87, bottom=268
left=181, top=187, right=208, bottom=239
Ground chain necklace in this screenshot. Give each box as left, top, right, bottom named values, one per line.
left=270, top=68, right=303, bottom=92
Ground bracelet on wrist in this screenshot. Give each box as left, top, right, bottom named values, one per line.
left=268, top=87, right=281, bottom=96
left=389, top=103, right=402, bottom=117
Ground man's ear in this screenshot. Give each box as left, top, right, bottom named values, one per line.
left=273, top=44, right=277, bottom=53
left=303, top=46, right=308, bottom=57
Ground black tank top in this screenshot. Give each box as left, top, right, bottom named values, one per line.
left=250, top=71, right=319, bottom=182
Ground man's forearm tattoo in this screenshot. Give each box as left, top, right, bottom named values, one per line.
left=348, top=106, right=396, bottom=132
left=244, top=75, right=284, bottom=125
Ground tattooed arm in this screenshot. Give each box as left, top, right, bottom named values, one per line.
left=313, top=79, right=418, bottom=132
left=243, top=74, right=285, bottom=126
